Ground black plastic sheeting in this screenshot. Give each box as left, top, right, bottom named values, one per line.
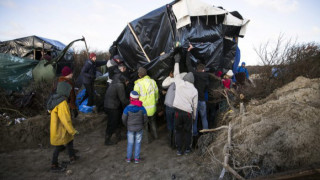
left=0, top=35, right=74, bottom=61
left=111, top=3, right=244, bottom=81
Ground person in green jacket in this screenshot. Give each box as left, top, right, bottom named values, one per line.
left=134, top=67, right=159, bottom=143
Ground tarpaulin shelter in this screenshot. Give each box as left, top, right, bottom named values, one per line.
left=0, top=35, right=74, bottom=75
left=0, top=36, right=83, bottom=90
left=111, top=0, right=249, bottom=81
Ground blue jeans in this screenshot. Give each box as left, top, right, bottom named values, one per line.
left=166, top=106, right=175, bottom=131
left=127, top=130, right=143, bottom=160
left=193, top=101, right=208, bottom=136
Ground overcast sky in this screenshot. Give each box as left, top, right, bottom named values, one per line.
left=0, top=0, right=319, bottom=65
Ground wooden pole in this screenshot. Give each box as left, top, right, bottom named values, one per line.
left=127, top=23, right=151, bottom=62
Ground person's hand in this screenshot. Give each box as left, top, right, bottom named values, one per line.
left=174, top=53, right=181, bottom=63
left=75, top=130, right=80, bottom=135
left=188, top=43, right=193, bottom=52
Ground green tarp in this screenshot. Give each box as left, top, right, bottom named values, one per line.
left=0, top=53, right=38, bottom=91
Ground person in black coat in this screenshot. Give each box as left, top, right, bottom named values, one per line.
left=80, top=53, right=107, bottom=107
left=104, top=75, right=129, bottom=145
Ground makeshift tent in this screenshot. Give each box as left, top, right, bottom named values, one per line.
left=110, top=0, right=249, bottom=81
left=0, top=53, right=38, bottom=91
left=0, top=35, right=74, bottom=74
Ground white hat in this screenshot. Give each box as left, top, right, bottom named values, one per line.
left=226, top=70, right=234, bottom=77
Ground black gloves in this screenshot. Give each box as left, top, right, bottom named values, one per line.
left=174, top=53, right=181, bottom=63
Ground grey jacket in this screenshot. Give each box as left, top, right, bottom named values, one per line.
left=122, top=103, right=148, bottom=132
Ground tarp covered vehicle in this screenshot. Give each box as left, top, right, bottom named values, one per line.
left=110, top=0, right=249, bottom=81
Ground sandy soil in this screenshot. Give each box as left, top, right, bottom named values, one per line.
left=0, top=120, right=212, bottom=180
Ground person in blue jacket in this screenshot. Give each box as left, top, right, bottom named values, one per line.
left=237, top=62, right=249, bottom=79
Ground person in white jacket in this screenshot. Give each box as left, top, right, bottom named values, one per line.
left=172, top=52, right=198, bottom=156
left=162, top=71, right=187, bottom=148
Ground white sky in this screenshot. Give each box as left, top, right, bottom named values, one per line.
left=0, top=0, right=319, bottom=65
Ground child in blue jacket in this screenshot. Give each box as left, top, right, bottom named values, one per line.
left=122, top=91, right=148, bottom=163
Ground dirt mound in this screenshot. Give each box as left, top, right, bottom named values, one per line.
left=0, top=113, right=106, bottom=153
left=201, top=76, right=320, bottom=179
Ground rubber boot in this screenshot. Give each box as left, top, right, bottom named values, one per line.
left=115, top=128, right=121, bottom=143
left=150, top=118, right=158, bottom=139
left=104, top=134, right=115, bottom=146
left=143, top=124, right=151, bottom=144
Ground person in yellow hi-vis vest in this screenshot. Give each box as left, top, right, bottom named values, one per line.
left=49, top=81, right=79, bottom=172
left=134, top=67, right=159, bottom=143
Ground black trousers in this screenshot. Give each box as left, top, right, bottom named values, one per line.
left=83, top=82, right=95, bottom=106
left=207, top=103, right=219, bottom=129
left=52, top=140, right=75, bottom=165
left=174, top=109, right=192, bottom=151
left=105, top=108, right=122, bottom=137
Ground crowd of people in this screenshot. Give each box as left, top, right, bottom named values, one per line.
left=48, top=46, right=250, bottom=172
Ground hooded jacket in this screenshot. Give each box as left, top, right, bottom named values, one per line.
left=58, top=76, right=76, bottom=110
left=122, top=100, right=148, bottom=132
left=172, top=63, right=198, bottom=119
left=162, top=73, right=187, bottom=108
left=81, top=59, right=107, bottom=84
left=134, top=75, right=159, bottom=116
left=186, top=51, right=209, bottom=101
left=104, top=75, right=129, bottom=109
left=50, top=81, right=76, bottom=146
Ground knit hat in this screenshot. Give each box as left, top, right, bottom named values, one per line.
left=61, top=66, right=72, bottom=76
left=226, top=70, right=234, bottom=77
left=113, top=55, right=123, bottom=64
left=138, top=67, right=147, bottom=77
left=215, top=71, right=223, bottom=77
left=89, top=53, right=96, bottom=59
left=130, top=91, right=139, bottom=99
left=183, top=72, right=194, bottom=84
left=241, top=62, right=246, bottom=66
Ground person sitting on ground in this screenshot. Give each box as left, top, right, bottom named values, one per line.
left=172, top=51, right=198, bottom=156
left=162, top=70, right=187, bottom=148
left=80, top=53, right=107, bottom=107
left=122, top=91, right=148, bottom=164
left=49, top=81, right=80, bottom=172
left=134, top=67, right=159, bottom=143
left=104, top=75, right=129, bottom=145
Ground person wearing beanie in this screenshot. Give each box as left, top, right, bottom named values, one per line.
left=104, top=75, right=129, bottom=145
left=56, top=66, right=78, bottom=118
left=49, top=81, right=79, bottom=172
left=172, top=51, right=198, bottom=156
left=186, top=43, right=209, bottom=141
left=133, top=67, right=159, bottom=143
left=80, top=52, right=107, bottom=107
left=162, top=71, right=187, bottom=148
left=122, top=91, right=148, bottom=163
left=222, top=70, right=234, bottom=89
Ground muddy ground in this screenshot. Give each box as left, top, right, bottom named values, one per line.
left=0, top=113, right=213, bottom=180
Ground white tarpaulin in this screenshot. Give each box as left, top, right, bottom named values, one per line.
left=172, top=0, right=250, bottom=37
left=172, top=0, right=226, bottom=29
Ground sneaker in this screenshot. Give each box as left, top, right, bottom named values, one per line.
left=126, top=158, right=131, bottom=163
left=134, top=158, right=140, bottom=164
left=184, top=149, right=192, bottom=155
left=51, top=164, right=66, bottom=173
left=176, top=150, right=183, bottom=156
left=69, top=155, right=80, bottom=164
